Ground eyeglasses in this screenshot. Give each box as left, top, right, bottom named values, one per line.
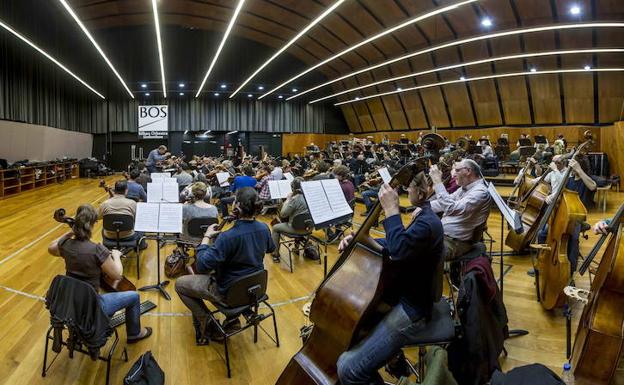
left=454, top=167, right=470, bottom=173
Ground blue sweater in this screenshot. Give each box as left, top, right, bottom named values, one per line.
left=375, top=202, right=444, bottom=319
left=231, top=175, right=257, bottom=192
left=195, top=219, right=275, bottom=293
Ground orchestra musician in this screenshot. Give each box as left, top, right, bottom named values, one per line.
left=553, top=133, right=566, bottom=155
left=133, top=162, right=152, bottom=191
left=145, top=145, right=170, bottom=173
left=429, top=159, right=491, bottom=261
left=350, top=153, right=370, bottom=187
left=98, top=180, right=146, bottom=249
left=311, top=161, right=332, bottom=181
left=175, top=187, right=275, bottom=345
left=270, top=177, right=310, bottom=263
left=126, top=169, right=147, bottom=202
left=174, top=163, right=194, bottom=189
left=218, top=166, right=257, bottom=217
left=336, top=172, right=444, bottom=385
left=182, top=182, right=218, bottom=241
left=47, top=204, right=152, bottom=343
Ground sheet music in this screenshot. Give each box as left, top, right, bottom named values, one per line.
left=161, top=178, right=178, bottom=184
left=150, top=172, right=171, bottom=179
left=378, top=167, right=391, bottom=184
left=269, top=180, right=292, bottom=199
left=162, top=183, right=180, bottom=203
left=284, top=172, right=294, bottom=182
left=486, top=182, right=523, bottom=233
left=147, top=182, right=163, bottom=203
left=134, top=203, right=160, bottom=232
left=216, top=172, right=230, bottom=187
left=134, top=202, right=183, bottom=233
left=321, top=179, right=353, bottom=217
left=157, top=203, right=183, bottom=233
left=301, top=181, right=333, bottom=224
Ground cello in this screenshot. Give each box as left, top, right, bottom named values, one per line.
left=571, top=203, right=624, bottom=384
left=275, top=159, right=428, bottom=385
left=531, top=132, right=593, bottom=310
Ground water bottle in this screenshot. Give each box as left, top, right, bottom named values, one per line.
left=561, top=362, right=575, bottom=385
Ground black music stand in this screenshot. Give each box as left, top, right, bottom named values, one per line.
left=139, top=232, right=171, bottom=300
left=485, top=180, right=529, bottom=339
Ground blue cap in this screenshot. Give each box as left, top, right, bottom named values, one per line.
left=563, top=363, right=571, bottom=371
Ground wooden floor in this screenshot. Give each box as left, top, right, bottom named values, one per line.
left=0, top=175, right=621, bottom=385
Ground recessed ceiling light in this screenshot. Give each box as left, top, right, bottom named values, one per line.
left=220, top=84, right=227, bottom=89
left=570, top=5, right=581, bottom=15
left=179, top=92, right=184, bottom=96
left=179, top=83, right=185, bottom=88
left=292, top=88, right=298, bottom=92
left=141, top=83, right=147, bottom=88
left=214, top=92, right=220, bottom=96
left=355, top=96, right=360, bottom=100
left=145, top=93, right=150, bottom=96
left=460, top=76, right=466, bottom=80
left=278, top=95, right=283, bottom=99
left=258, top=85, right=264, bottom=90
left=584, top=65, right=591, bottom=70
left=530, top=67, right=537, bottom=72
left=248, top=94, right=253, bottom=98
left=397, top=87, right=402, bottom=91
left=481, top=17, right=493, bottom=27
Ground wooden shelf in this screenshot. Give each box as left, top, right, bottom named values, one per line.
left=0, top=161, right=79, bottom=199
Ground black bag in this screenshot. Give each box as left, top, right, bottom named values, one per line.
left=124, top=351, right=164, bottom=385
left=303, top=242, right=320, bottom=261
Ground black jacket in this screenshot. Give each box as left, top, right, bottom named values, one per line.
left=490, top=364, right=564, bottom=385
left=45, top=275, right=112, bottom=359
left=448, top=270, right=509, bottom=385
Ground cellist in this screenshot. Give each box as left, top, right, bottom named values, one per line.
left=335, top=172, right=444, bottom=385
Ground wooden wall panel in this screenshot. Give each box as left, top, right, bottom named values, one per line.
left=598, top=72, right=624, bottom=123
left=341, top=106, right=361, bottom=133
left=442, top=83, right=475, bottom=127
left=399, top=92, right=429, bottom=129
left=367, top=98, right=391, bottom=130
left=600, top=122, right=624, bottom=177
left=383, top=95, right=410, bottom=130
left=281, top=133, right=345, bottom=156
left=563, top=72, right=594, bottom=123
left=419, top=88, right=450, bottom=128
left=353, top=103, right=376, bottom=132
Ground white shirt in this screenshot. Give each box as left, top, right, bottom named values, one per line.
left=271, top=167, right=283, bottom=181
left=430, top=179, right=491, bottom=241
left=544, top=168, right=565, bottom=193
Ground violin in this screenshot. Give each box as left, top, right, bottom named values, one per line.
left=275, top=159, right=429, bottom=385
left=571, top=203, right=624, bottom=384
left=53, top=208, right=136, bottom=292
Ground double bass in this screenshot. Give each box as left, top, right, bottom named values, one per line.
left=275, top=159, right=428, bottom=384
left=531, top=132, right=593, bottom=310
left=571, top=203, right=624, bottom=384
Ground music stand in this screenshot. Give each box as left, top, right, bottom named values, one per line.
left=518, top=138, right=532, bottom=147
left=138, top=233, right=171, bottom=300
left=484, top=180, right=529, bottom=339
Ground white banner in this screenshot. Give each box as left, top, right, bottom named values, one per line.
left=138, top=105, right=168, bottom=138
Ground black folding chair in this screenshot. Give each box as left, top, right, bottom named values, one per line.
left=102, top=214, right=145, bottom=279
left=205, top=270, right=279, bottom=378
left=277, top=213, right=315, bottom=273
left=42, top=275, right=127, bottom=385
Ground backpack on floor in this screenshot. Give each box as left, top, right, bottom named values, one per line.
left=124, top=351, right=164, bottom=385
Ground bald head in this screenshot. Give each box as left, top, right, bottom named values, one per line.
left=455, top=159, right=481, bottom=187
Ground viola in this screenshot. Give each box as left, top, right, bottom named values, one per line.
left=275, top=158, right=429, bottom=385
left=52, top=208, right=136, bottom=292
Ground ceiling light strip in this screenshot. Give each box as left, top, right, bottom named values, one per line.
left=258, top=0, right=479, bottom=99
left=196, top=0, right=246, bottom=97
left=0, top=19, right=105, bottom=99
left=293, top=22, right=624, bottom=101
left=58, top=0, right=133, bottom=98
left=334, top=68, right=624, bottom=106
left=151, top=0, right=167, bottom=98
left=230, top=0, right=346, bottom=98
left=309, top=48, right=624, bottom=103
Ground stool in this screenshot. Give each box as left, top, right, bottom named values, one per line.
left=596, top=183, right=611, bottom=212
left=397, top=300, right=459, bottom=382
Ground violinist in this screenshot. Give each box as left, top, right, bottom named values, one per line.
left=174, top=163, right=193, bottom=189
left=430, top=159, right=491, bottom=261
left=311, top=161, right=332, bottom=181
left=145, top=145, right=170, bottom=173
left=126, top=169, right=147, bottom=202
left=218, top=166, right=257, bottom=217
left=175, top=187, right=275, bottom=345
left=256, top=164, right=276, bottom=201
left=350, top=153, right=370, bottom=186
left=182, top=182, right=218, bottom=241
left=133, top=162, right=152, bottom=191
left=270, top=177, right=310, bottom=263
left=47, top=204, right=152, bottom=343
left=336, top=172, right=444, bottom=385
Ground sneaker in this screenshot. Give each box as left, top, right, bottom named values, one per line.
left=272, top=254, right=280, bottom=263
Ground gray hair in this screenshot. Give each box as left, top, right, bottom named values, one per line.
left=462, top=158, right=482, bottom=177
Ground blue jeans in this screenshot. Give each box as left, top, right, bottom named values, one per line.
left=99, top=291, right=141, bottom=338
left=354, top=174, right=364, bottom=187
left=361, top=189, right=379, bottom=213
left=337, top=303, right=426, bottom=385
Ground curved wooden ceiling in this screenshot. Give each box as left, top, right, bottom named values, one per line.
left=43, top=1, right=624, bottom=130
